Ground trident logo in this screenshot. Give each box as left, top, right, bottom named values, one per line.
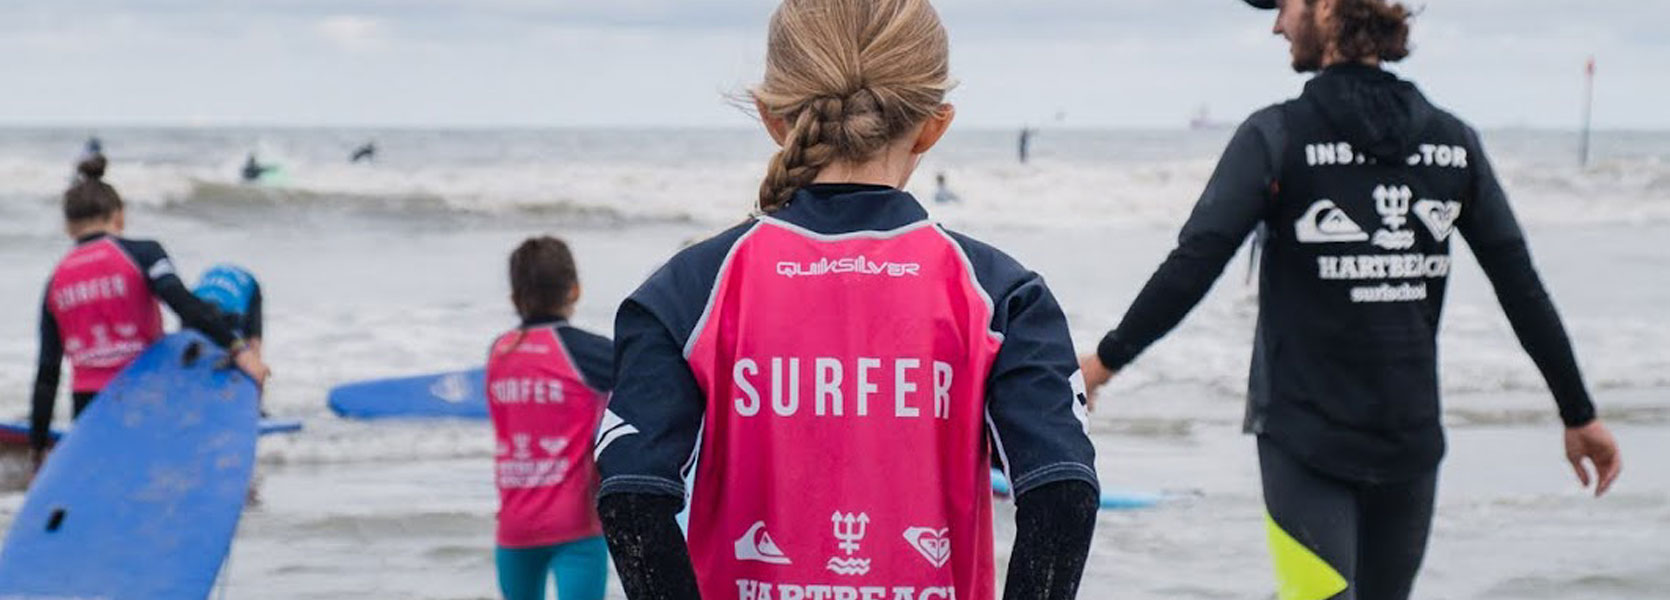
left=831, top=512, right=870, bottom=556
left=1374, top=185, right=1413, bottom=230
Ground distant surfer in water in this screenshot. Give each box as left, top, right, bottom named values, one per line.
left=240, top=153, right=274, bottom=183
left=75, top=137, right=105, bottom=183
left=350, top=141, right=377, bottom=164
left=30, top=167, right=269, bottom=472
left=486, top=237, right=614, bottom=600
left=1018, top=126, right=1035, bottom=164
left=1079, top=1, right=1622, bottom=599
left=933, top=171, right=960, bottom=204
left=596, top=2, right=1098, bottom=599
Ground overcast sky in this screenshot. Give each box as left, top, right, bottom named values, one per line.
left=1, top=1, right=1664, bottom=129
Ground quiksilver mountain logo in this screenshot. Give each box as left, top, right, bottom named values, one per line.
left=735, top=521, right=792, bottom=565
left=1295, top=199, right=1369, bottom=243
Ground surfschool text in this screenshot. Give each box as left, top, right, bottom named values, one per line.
left=736, top=580, right=958, bottom=600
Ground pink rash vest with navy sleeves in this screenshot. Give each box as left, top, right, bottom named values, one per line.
left=596, top=184, right=1097, bottom=600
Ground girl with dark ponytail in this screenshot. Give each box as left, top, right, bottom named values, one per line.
left=485, top=236, right=616, bottom=600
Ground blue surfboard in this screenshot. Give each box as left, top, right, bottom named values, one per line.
left=0, top=419, right=302, bottom=446
left=326, top=368, right=487, bottom=420
left=990, top=469, right=1162, bottom=510
left=0, top=331, right=261, bottom=599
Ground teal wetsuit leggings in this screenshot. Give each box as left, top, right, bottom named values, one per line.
left=495, top=536, right=610, bottom=600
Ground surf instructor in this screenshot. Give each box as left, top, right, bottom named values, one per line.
left=1078, top=1, right=1621, bottom=598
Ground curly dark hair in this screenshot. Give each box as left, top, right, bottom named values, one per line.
left=1323, top=0, right=1413, bottom=63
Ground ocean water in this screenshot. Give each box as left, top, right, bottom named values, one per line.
left=0, top=126, right=1664, bottom=599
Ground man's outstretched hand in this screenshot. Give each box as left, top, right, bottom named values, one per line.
left=1564, top=420, right=1621, bottom=497
left=1077, top=354, right=1115, bottom=413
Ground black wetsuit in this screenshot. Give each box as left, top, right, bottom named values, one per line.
left=1094, top=65, right=1598, bottom=600
left=350, top=143, right=377, bottom=164
left=31, top=233, right=243, bottom=452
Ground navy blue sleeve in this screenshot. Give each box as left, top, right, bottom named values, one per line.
left=118, top=239, right=241, bottom=349
left=1097, top=107, right=1285, bottom=371
left=1456, top=127, right=1595, bottom=427
left=595, top=222, right=757, bottom=500
left=945, top=230, right=1099, bottom=497
left=557, top=326, right=615, bottom=393
left=30, top=287, right=62, bottom=452
left=245, top=279, right=264, bottom=340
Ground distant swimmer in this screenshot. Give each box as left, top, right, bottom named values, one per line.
left=350, top=141, right=377, bottom=164
left=1018, top=126, right=1035, bottom=164
left=488, top=237, right=614, bottom=600
left=933, top=171, right=960, bottom=204
left=75, top=137, right=106, bottom=183
left=240, top=153, right=274, bottom=183
left=1079, top=1, right=1622, bottom=599
left=80, top=137, right=102, bottom=162
left=597, top=3, right=1098, bottom=599
left=30, top=170, right=269, bottom=473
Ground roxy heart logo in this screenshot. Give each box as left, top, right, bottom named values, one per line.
left=1413, top=199, right=1462, bottom=242
left=538, top=436, right=569, bottom=456
left=902, top=527, right=951, bottom=568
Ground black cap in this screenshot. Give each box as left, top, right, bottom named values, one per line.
left=1244, top=0, right=1276, bottom=8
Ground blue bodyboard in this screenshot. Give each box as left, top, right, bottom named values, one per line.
left=0, top=331, right=261, bottom=599
left=990, top=469, right=1162, bottom=510
left=326, top=368, right=486, bottom=420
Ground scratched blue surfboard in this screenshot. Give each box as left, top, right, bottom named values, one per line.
left=0, top=419, right=302, bottom=446
left=0, top=331, right=261, bottom=599
left=326, top=368, right=487, bottom=420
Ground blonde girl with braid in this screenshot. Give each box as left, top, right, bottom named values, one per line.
left=595, top=2, right=1101, bottom=599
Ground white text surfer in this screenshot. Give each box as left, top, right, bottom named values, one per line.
left=732, top=357, right=954, bottom=420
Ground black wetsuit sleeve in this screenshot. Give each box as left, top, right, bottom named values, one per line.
left=1004, top=480, right=1099, bottom=600
left=30, top=290, right=62, bottom=452
left=1097, top=111, right=1284, bottom=370
left=598, top=493, right=700, bottom=600
left=557, top=327, right=615, bottom=393
left=594, top=299, right=703, bottom=599
left=120, top=240, right=241, bottom=348
left=594, top=224, right=754, bottom=598
left=1457, top=128, right=1596, bottom=427
left=245, top=280, right=263, bottom=340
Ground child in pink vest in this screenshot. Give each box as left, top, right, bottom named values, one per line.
left=487, top=237, right=614, bottom=600
left=30, top=157, right=269, bottom=470
left=593, top=2, right=1099, bottom=599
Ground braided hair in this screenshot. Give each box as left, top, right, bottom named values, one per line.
left=752, top=0, right=953, bottom=214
